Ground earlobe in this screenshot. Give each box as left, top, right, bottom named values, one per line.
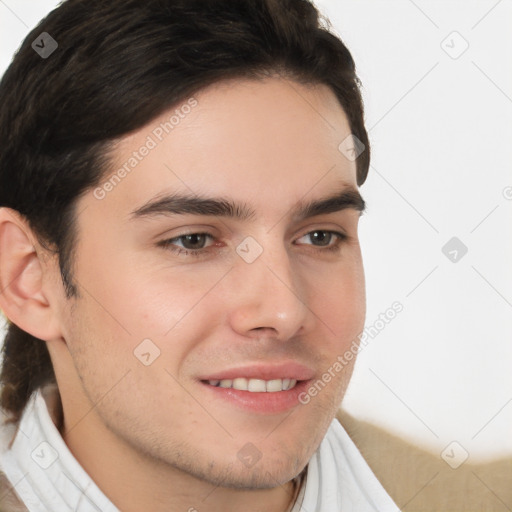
left=0, top=207, right=62, bottom=342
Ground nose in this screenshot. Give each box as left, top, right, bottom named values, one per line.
left=227, top=241, right=311, bottom=342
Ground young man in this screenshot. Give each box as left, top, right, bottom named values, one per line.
left=10, top=0, right=508, bottom=510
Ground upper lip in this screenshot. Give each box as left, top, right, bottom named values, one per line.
left=199, top=361, right=315, bottom=382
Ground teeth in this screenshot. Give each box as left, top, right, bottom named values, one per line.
left=248, top=379, right=266, bottom=392
left=266, top=379, right=283, bottom=392
left=207, top=378, right=298, bottom=392
left=233, top=377, right=248, bottom=391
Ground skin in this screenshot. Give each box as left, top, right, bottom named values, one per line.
left=0, top=77, right=366, bottom=512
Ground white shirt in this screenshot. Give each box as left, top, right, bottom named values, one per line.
left=0, top=389, right=400, bottom=511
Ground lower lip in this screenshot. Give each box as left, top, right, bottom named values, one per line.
left=199, top=379, right=311, bottom=414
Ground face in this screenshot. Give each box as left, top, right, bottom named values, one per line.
left=51, top=77, right=366, bottom=489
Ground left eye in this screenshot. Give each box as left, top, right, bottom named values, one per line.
left=296, top=230, right=344, bottom=247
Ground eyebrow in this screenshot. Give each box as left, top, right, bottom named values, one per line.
left=129, top=185, right=365, bottom=222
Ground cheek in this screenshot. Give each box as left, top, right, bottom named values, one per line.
left=78, top=251, right=223, bottom=341
left=308, top=256, right=366, bottom=342
left=129, top=267, right=230, bottom=341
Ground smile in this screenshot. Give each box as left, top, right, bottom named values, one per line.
left=206, top=378, right=298, bottom=392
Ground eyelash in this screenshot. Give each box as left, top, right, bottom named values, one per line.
left=157, top=230, right=348, bottom=258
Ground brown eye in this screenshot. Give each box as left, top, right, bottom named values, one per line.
left=296, top=230, right=346, bottom=247
left=158, top=232, right=215, bottom=257
left=178, top=234, right=209, bottom=250
left=294, top=229, right=348, bottom=256
left=308, top=230, right=333, bottom=246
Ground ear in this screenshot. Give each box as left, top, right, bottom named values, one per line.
left=0, top=207, right=63, bottom=342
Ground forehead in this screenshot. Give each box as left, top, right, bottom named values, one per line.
left=90, top=77, right=358, bottom=219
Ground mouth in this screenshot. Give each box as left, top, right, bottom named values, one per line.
left=203, top=377, right=299, bottom=392
left=197, top=362, right=315, bottom=413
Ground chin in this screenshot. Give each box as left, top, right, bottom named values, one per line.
left=211, top=463, right=304, bottom=490
left=178, top=450, right=307, bottom=490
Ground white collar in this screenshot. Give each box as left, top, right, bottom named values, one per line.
left=291, top=418, right=400, bottom=511
left=0, top=388, right=118, bottom=511
left=1, top=388, right=399, bottom=512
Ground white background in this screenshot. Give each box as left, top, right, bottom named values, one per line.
left=1, top=0, right=511, bottom=462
